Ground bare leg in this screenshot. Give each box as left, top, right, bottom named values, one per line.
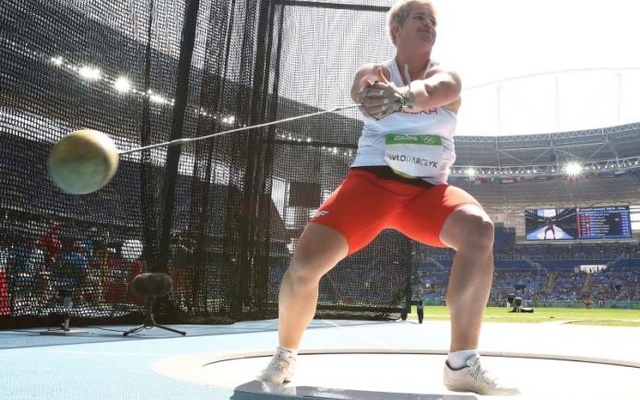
left=278, top=222, right=349, bottom=349
left=439, top=205, right=495, bottom=352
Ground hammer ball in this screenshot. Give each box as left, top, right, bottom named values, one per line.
left=47, top=129, right=119, bottom=195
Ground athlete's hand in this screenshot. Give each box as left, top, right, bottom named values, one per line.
left=358, top=68, right=416, bottom=120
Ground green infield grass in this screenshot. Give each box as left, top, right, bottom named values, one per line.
left=408, top=306, right=640, bottom=327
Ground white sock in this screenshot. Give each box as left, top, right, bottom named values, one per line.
left=447, top=349, right=478, bottom=369
left=277, top=346, right=298, bottom=359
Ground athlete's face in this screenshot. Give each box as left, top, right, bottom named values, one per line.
left=393, top=5, right=437, bottom=48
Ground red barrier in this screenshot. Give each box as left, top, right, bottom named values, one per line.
left=0, top=269, right=11, bottom=316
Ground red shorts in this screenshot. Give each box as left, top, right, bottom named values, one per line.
left=311, top=169, right=481, bottom=255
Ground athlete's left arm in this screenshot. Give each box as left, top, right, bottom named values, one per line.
left=413, top=66, right=462, bottom=114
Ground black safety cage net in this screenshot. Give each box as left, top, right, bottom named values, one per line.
left=0, top=0, right=419, bottom=329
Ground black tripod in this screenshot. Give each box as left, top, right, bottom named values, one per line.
left=123, top=296, right=186, bottom=337
left=123, top=273, right=186, bottom=337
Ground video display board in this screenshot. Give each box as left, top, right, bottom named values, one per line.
left=525, top=206, right=631, bottom=241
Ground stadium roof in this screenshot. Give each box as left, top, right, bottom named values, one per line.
left=453, top=122, right=640, bottom=176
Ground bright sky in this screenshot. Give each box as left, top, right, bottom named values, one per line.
left=428, top=0, right=640, bottom=135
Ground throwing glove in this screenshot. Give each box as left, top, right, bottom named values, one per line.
left=360, top=65, right=428, bottom=120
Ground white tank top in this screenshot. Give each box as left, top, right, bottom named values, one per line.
left=351, top=58, right=458, bottom=185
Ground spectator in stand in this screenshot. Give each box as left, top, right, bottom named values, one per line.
left=169, top=232, right=194, bottom=311
left=37, top=220, right=62, bottom=272
left=81, top=226, right=100, bottom=265
left=66, top=241, right=89, bottom=304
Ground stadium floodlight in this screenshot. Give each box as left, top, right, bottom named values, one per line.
left=565, top=161, right=583, bottom=176
left=221, top=115, right=235, bottom=125
left=147, top=91, right=169, bottom=105
left=78, top=65, right=101, bottom=81
left=149, top=94, right=166, bottom=104
left=113, top=77, right=131, bottom=93
left=466, top=167, right=476, bottom=177
left=51, top=56, right=63, bottom=66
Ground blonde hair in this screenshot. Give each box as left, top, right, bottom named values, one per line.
left=387, top=0, right=437, bottom=45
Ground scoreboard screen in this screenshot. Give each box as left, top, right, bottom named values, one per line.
left=525, top=206, right=631, bottom=241
left=576, top=206, right=632, bottom=239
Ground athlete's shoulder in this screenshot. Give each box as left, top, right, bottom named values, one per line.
left=424, top=60, right=458, bottom=79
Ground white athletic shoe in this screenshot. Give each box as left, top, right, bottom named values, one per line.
left=256, top=380, right=297, bottom=396
left=259, top=350, right=296, bottom=383
left=443, top=356, right=520, bottom=396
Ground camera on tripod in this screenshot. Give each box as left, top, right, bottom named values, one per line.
left=506, top=293, right=534, bottom=313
